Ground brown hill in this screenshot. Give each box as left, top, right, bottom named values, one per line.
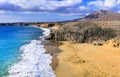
left=84, top=10, right=120, bottom=21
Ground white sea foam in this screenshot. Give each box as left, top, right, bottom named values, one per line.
left=5, top=28, right=56, bottom=77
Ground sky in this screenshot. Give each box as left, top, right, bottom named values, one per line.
left=0, top=0, right=120, bottom=22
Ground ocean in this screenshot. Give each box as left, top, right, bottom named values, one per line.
left=0, top=26, right=55, bottom=77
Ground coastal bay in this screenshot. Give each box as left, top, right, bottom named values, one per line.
left=0, top=26, right=56, bottom=77
left=1, top=0, right=120, bottom=76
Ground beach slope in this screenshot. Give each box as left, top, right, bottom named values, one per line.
left=55, top=41, right=120, bottom=77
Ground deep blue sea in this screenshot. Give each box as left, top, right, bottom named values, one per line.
left=0, top=26, right=44, bottom=76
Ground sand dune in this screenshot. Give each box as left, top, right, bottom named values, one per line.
left=55, top=41, right=120, bottom=77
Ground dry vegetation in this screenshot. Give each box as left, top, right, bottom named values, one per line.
left=50, top=22, right=117, bottom=45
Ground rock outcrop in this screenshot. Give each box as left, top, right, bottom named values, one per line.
left=50, top=22, right=117, bottom=44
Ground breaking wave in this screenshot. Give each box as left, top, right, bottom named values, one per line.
left=5, top=28, right=56, bottom=77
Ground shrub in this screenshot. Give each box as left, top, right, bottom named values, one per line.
left=51, top=22, right=117, bottom=43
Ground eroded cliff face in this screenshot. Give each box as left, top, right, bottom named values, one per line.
left=49, top=22, right=117, bottom=46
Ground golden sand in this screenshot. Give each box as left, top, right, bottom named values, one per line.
left=55, top=41, right=120, bottom=77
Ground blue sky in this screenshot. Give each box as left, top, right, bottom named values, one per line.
left=0, top=0, right=120, bottom=22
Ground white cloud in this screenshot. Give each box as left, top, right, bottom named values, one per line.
left=104, top=0, right=117, bottom=8
left=0, top=14, right=24, bottom=23
left=78, top=6, right=89, bottom=10
left=0, top=0, right=82, bottom=10
left=0, top=0, right=119, bottom=16
left=88, top=1, right=103, bottom=8
left=117, top=0, right=120, bottom=4
left=118, top=11, right=120, bottom=13
left=88, top=0, right=120, bottom=9
left=0, top=10, right=5, bottom=13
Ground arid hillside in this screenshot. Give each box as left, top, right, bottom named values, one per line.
left=84, top=10, right=120, bottom=20
left=49, top=10, right=120, bottom=47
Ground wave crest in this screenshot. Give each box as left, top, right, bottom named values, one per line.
left=6, top=28, right=56, bottom=77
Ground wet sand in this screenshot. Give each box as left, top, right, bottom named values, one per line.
left=44, top=41, right=62, bottom=70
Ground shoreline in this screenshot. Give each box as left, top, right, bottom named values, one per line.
left=6, top=27, right=56, bottom=77
left=3, top=25, right=120, bottom=77
left=35, top=26, right=59, bottom=71
left=31, top=26, right=61, bottom=76
left=43, top=41, right=62, bottom=71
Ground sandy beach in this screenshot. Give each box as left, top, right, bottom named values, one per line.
left=46, top=41, right=120, bottom=77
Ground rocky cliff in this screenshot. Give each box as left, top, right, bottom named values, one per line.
left=49, top=22, right=117, bottom=45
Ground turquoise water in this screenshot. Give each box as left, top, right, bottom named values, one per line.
left=0, top=26, right=43, bottom=76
